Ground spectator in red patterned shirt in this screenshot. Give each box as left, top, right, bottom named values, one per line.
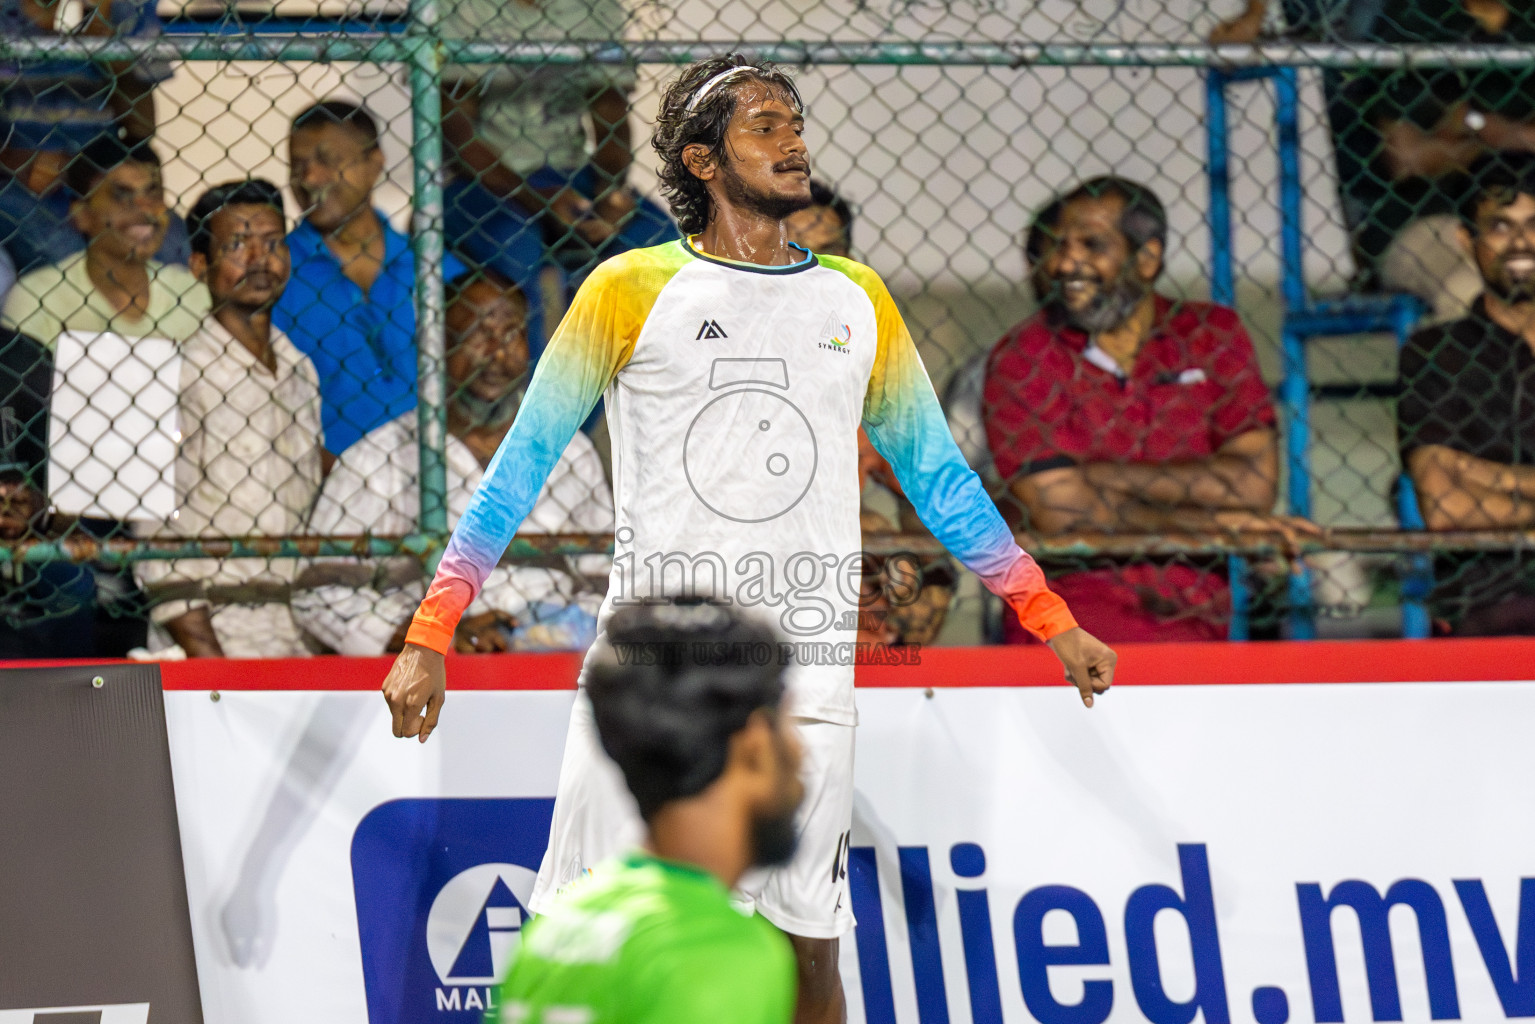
left=984, top=177, right=1319, bottom=642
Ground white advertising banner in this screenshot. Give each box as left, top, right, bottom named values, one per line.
left=164, top=675, right=1535, bottom=1024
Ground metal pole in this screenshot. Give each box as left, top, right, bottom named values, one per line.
left=1205, top=67, right=1253, bottom=639
left=2, top=527, right=1532, bottom=564
left=407, top=0, right=450, bottom=555
left=1205, top=68, right=1234, bottom=308
left=3, top=35, right=1535, bottom=69
left=1275, top=68, right=1307, bottom=314
left=1274, top=66, right=1317, bottom=638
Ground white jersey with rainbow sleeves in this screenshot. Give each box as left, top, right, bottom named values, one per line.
left=407, top=238, right=1075, bottom=724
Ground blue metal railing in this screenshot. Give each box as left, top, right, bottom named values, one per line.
left=1208, top=64, right=1429, bottom=639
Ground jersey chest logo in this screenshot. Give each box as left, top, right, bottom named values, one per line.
left=818, top=312, right=854, bottom=355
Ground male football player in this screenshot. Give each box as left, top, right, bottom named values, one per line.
left=382, top=54, right=1117, bottom=1023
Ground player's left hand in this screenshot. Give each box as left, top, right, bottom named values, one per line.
left=1045, top=626, right=1117, bottom=708
left=383, top=642, right=446, bottom=742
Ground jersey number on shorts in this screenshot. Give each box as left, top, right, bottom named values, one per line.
left=831, top=831, right=851, bottom=884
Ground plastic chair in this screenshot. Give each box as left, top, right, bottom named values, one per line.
left=1206, top=65, right=1425, bottom=639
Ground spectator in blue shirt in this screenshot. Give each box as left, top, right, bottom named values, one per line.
left=439, top=0, right=675, bottom=340
left=0, top=0, right=188, bottom=274
left=273, top=100, right=463, bottom=457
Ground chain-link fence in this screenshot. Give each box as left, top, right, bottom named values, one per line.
left=1, top=0, right=1533, bottom=657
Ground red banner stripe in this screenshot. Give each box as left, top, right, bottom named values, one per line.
left=0, top=638, right=1513, bottom=690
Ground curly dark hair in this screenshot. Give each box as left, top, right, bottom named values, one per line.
left=586, top=600, right=787, bottom=820
left=652, top=54, right=804, bottom=236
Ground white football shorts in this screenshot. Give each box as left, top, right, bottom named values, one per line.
left=528, top=690, right=857, bottom=939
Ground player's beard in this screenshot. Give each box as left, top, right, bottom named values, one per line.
left=748, top=800, right=800, bottom=869
left=720, top=159, right=812, bottom=224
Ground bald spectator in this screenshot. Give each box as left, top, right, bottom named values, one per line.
left=985, top=177, right=1317, bottom=642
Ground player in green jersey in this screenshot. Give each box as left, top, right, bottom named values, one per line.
left=496, top=601, right=805, bottom=1024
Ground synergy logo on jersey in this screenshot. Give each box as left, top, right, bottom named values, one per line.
left=696, top=319, right=728, bottom=340
left=352, top=797, right=554, bottom=1024
left=818, top=313, right=852, bottom=354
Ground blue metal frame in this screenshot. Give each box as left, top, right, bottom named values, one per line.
left=1396, top=478, right=1433, bottom=638
left=1205, top=69, right=1254, bottom=640
left=1207, top=65, right=1427, bottom=639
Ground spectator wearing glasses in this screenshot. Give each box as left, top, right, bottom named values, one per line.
left=1399, top=152, right=1535, bottom=635
left=1, top=135, right=206, bottom=346
left=293, top=268, right=612, bottom=656
left=137, top=179, right=323, bottom=658
left=273, top=100, right=463, bottom=457
left=1333, top=0, right=1535, bottom=320
left=984, top=177, right=1318, bottom=642
left=0, top=0, right=189, bottom=276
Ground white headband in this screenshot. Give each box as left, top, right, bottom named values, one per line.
left=684, top=66, right=753, bottom=115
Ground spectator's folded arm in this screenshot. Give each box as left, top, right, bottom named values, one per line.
left=1010, top=464, right=1116, bottom=535
left=1082, top=427, right=1280, bottom=513
left=1406, top=444, right=1535, bottom=530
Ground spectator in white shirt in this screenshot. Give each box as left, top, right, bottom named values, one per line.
left=138, top=179, right=323, bottom=657
left=293, top=268, right=613, bottom=655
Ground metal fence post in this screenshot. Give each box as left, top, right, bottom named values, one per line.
left=407, top=0, right=450, bottom=561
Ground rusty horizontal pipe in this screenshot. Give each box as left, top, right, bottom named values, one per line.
left=1, top=528, right=1531, bottom=566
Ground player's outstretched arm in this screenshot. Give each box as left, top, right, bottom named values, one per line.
left=383, top=642, right=446, bottom=742
left=843, top=260, right=1119, bottom=706
left=376, top=251, right=669, bottom=741
left=1046, top=626, right=1117, bottom=707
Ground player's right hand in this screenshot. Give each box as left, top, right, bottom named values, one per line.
left=1045, top=626, right=1117, bottom=708
left=383, top=642, right=446, bottom=743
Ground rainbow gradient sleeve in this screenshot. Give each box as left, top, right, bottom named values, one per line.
left=405, top=246, right=689, bottom=653
left=824, top=257, right=1078, bottom=642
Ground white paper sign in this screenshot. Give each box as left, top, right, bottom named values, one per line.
left=47, top=329, right=181, bottom=521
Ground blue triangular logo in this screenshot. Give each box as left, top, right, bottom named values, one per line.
left=447, top=877, right=523, bottom=979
